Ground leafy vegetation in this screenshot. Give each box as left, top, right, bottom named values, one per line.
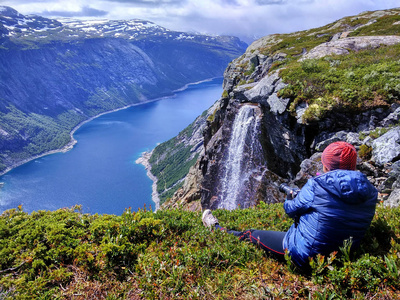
left=358, top=144, right=373, bottom=160
left=0, top=107, right=87, bottom=173
left=0, top=203, right=399, bottom=299
left=0, top=83, right=148, bottom=174
left=349, top=13, right=400, bottom=37
left=149, top=121, right=200, bottom=205
left=255, top=9, right=400, bottom=64
left=261, top=33, right=332, bottom=58
left=232, top=9, right=400, bottom=123
left=277, top=44, right=400, bottom=122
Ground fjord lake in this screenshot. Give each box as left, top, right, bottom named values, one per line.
left=0, top=78, right=223, bottom=215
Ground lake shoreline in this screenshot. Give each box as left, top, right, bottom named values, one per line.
left=0, top=77, right=218, bottom=178
left=135, top=150, right=160, bottom=211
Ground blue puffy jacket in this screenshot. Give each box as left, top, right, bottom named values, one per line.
left=283, top=170, right=378, bottom=268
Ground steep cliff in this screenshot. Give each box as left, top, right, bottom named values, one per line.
left=152, top=8, right=400, bottom=211
left=0, top=6, right=247, bottom=174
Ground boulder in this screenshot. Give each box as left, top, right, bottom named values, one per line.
left=301, top=36, right=400, bottom=61
left=267, top=93, right=290, bottom=115
left=372, top=127, right=400, bottom=166
left=315, top=131, right=350, bottom=151
left=384, top=189, right=400, bottom=208
left=379, top=106, right=400, bottom=127
left=293, top=152, right=323, bottom=187
left=243, top=72, right=280, bottom=101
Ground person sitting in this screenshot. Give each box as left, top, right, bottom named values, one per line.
left=202, top=141, right=378, bottom=269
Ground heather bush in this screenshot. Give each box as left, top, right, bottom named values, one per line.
left=278, top=44, right=400, bottom=122
left=0, top=203, right=399, bottom=299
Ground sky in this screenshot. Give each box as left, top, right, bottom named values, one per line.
left=1, top=0, right=399, bottom=43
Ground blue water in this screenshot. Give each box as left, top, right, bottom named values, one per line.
left=0, top=78, right=223, bottom=215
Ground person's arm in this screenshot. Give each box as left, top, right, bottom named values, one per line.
left=284, top=179, right=315, bottom=219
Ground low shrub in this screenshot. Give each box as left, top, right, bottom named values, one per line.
left=0, top=203, right=399, bottom=299
left=278, top=44, right=400, bottom=123
left=359, top=144, right=373, bottom=159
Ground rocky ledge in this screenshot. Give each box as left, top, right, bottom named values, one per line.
left=154, top=8, right=400, bottom=211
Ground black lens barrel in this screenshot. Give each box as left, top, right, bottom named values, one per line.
left=279, top=183, right=292, bottom=195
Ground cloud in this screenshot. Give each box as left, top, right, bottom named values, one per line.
left=97, top=0, right=184, bottom=6
left=40, top=5, right=108, bottom=17
left=218, top=0, right=241, bottom=6
left=255, top=0, right=287, bottom=5
left=1, top=0, right=400, bottom=43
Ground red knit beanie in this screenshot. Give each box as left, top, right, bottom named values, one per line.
left=321, top=141, right=357, bottom=171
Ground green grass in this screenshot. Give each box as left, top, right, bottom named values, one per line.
left=0, top=107, right=86, bottom=173
left=277, top=44, right=400, bottom=122
left=149, top=121, right=200, bottom=205
left=261, top=33, right=333, bottom=58
left=0, top=203, right=399, bottom=299
left=350, top=13, right=400, bottom=37
left=0, top=82, right=143, bottom=173
left=234, top=9, right=400, bottom=124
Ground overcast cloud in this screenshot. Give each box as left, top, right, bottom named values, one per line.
left=1, top=0, right=399, bottom=43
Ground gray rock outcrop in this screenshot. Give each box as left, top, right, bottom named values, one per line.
left=301, top=36, right=400, bottom=61
left=385, top=189, right=400, bottom=208
left=156, top=7, right=400, bottom=211
left=372, top=127, right=400, bottom=166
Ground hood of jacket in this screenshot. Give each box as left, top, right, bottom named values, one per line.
left=313, top=170, right=375, bottom=205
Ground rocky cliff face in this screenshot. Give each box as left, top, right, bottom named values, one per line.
left=157, top=8, right=400, bottom=211
left=0, top=6, right=247, bottom=174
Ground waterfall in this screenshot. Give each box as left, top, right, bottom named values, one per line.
left=218, top=105, right=263, bottom=210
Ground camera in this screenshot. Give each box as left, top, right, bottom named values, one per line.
left=279, top=183, right=300, bottom=200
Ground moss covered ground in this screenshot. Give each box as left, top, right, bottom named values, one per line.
left=234, top=9, right=400, bottom=123
left=278, top=44, right=400, bottom=123
left=1, top=203, right=399, bottom=299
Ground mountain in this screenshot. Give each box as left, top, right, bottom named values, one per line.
left=2, top=8, right=400, bottom=299
left=149, top=8, right=400, bottom=209
left=0, top=6, right=247, bottom=174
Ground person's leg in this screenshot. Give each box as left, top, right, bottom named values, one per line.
left=216, top=224, right=285, bottom=256
left=236, top=229, right=286, bottom=256
left=206, top=211, right=286, bottom=257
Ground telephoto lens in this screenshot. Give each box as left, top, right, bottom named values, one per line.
left=279, top=183, right=292, bottom=195
left=279, top=183, right=300, bottom=200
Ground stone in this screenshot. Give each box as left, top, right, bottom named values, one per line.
left=346, top=132, right=362, bottom=146
left=243, top=72, right=280, bottom=101
left=380, top=107, right=400, bottom=127
left=362, top=136, right=374, bottom=147
left=384, top=188, right=400, bottom=208
left=293, top=153, right=323, bottom=187
left=315, top=131, right=348, bottom=151
left=295, top=103, right=307, bottom=124
left=387, top=161, right=400, bottom=190
left=388, top=161, right=400, bottom=177
left=359, top=162, right=379, bottom=177
left=394, top=179, right=400, bottom=190
left=267, top=93, right=290, bottom=114
left=301, top=36, right=400, bottom=61
left=372, top=127, right=400, bottom=166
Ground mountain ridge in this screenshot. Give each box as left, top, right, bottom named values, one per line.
left=0, top=5, right=243, bottom=47
left=0, top=6, right=247, bottom=175
left=1, top=7, right=400, bottom=299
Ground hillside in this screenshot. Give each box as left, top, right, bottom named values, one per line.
left=149, top=8, right=400, bottom=209
left=0, top=6, right=247, bottom=175
left=0, top=205, right=399, bottom=299
left=1, top=7, right=400, bottom=299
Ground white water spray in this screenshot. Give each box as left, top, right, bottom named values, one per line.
left=218, top=105, right=262, bottom=210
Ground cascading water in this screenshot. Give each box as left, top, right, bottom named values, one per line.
left=217, top=104, right=264, bottom=210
